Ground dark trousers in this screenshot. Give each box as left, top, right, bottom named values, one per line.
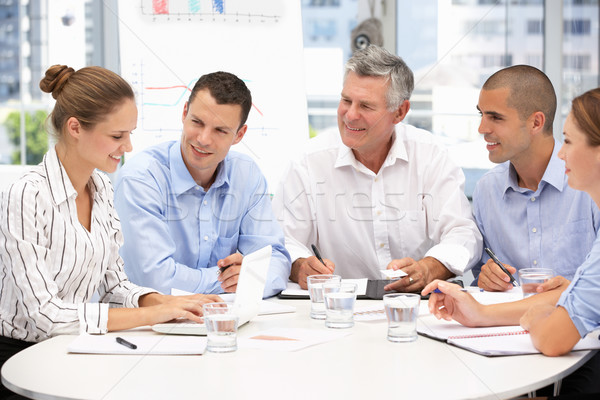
left=536, top=351, right=600, bottom=399
left=0, top=336, right=34, bottom=399
left=559, top=351, right=600, bottom=395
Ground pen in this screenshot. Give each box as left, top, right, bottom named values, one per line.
left=218, top=263, right=233, bottom=275
left=484, top=247, right=518, bottom=286
left=311, top=244, right=326, bottom=267
left=433, top=287, right=484, bottom=294
left=116, top=336, right=137, bottom=350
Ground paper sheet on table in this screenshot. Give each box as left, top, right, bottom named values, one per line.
left=68, top=334, right=207, bottom=355
left=354, top=301, right=431, bottom=322
left=239, top=328, right=351, bottom=351
left=280, top=279, right=368, bottom=298
left=171, top=288, right=296, bottom=315
left=470, top=286, right=524, bottom=305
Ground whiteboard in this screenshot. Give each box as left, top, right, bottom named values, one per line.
left=117, top=0, right=308, bottom=191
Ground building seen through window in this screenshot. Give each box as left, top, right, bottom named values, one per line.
left=301, top=0, right=599, bottom=198
left=0, top=0, right=597, bottom=202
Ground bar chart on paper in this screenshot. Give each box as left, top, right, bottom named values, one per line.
left=118, top=0, right=307, bottom=190
left=141, top=0, right=282, bottom=22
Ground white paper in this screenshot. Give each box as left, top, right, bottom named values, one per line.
left=470, top=286, right=524, bottom=305
left=379, top=269, right=408, bottom=280
left=68, top=334, right=207, bottom=355
left=280, top=279, right=368, bottom=297
left=239, top=328, right=351, bottom=351
left=354, top=300, right=431, bottom=322
left=354, top=304, right=386, bottom=321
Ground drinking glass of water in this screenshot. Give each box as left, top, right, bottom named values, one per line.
left=383, top=293, right=420, bottom=342
left=518, top=268, right=554, bottom=298
left=323, top=282, right=357, bottom=328
left=203, top=302, right=239, bottom=353
left=307, top=274, right=342, bottom=319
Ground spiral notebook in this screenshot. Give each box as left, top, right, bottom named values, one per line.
left=418, top=314, right=600, bottom=357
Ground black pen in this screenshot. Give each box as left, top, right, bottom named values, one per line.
left=484, top=247, right=518, bottom=286
left=116, top=336, right=137, bottom=350
left=218, top=263, right=233, bottom=275
left=311, top=244, right=327, bottom=267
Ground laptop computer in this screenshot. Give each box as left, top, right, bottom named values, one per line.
left=151, top=245, right=272, bottom=336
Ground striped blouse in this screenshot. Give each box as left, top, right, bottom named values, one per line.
left=0, top=148, right=156, bottom=342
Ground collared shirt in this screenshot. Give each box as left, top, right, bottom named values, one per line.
left=0, top=148, right=155, bottom=343
left=114, top=140, right=291, bottom=297
left=471, top=140, right=600, bottom=282
left=557, top=233, right=600, bottom=337
left=272, top=124, right=482, bottom=279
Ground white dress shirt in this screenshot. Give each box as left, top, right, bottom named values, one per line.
left=0, top=148, right=156, bottom=342
left=272, top=124, right=482, bottom=279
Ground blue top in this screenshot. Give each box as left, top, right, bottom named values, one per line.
left=557, top=233, right=600, bottom=337
left=114, top=140, right=291, bottom=297
left=471, top=140, right=600, bottom=283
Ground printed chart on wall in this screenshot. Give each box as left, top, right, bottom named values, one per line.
left=117, top=0, right=308, bottom=191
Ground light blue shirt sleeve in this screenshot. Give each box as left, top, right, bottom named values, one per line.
left=557, top=234, right=600, bottom=337
left=114, top=142, right=291, bottom=297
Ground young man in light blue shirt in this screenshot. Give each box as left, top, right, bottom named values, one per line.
left=114, top=72, right=291, bottom=297
left=472, top=65, right=600, bottom=291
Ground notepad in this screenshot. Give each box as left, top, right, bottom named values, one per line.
left=68, top=334, right=207, bottom=355
left=418, top=314, right=600, bottom=356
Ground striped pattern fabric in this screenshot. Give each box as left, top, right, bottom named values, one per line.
left=0, top=148, right=155, bottom=342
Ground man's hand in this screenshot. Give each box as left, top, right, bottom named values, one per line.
left=218, top=253, right=244, bottom=293
left=477, top=259, right=517, bottom=292
left=384, top=257, right=452, bottom=293
left=290, top=257, right=335, bottom=289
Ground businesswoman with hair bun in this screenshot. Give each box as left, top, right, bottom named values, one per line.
left=0, top=65, right=219, bottom=398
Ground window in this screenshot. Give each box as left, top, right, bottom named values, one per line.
left=564, top=54, right=592, bottom=70
left=300, top=0, right=599, bottom=199
left=527, top=19, right=543, bottom=34
left=564, top=19, right=591, bottom=35
left=482, top=54, right=513, bottom=68
left=307, top=0, right=341, bottom=6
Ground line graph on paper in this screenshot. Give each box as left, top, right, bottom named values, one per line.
left=129, top=62, right=279, bottom=137
left=141, top=0, right=282, bottom=22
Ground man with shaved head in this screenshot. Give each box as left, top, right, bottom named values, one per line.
left=472, top=65, right=600, bottom=291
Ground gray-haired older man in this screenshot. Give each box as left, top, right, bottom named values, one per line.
left=272, top=45, right=482, bottom=291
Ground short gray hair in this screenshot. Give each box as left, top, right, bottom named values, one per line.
left=345, top=45, right=414, bottom=110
